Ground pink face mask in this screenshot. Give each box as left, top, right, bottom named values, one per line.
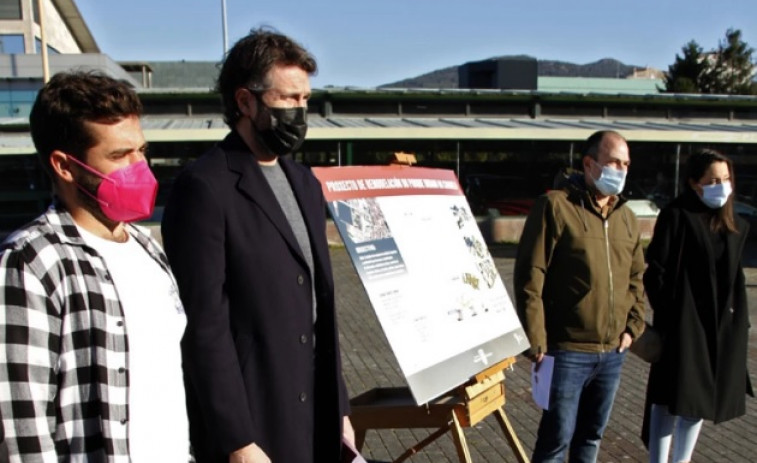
left=67, top=155, right=158, bottom=223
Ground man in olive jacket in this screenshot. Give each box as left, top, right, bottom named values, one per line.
left=514, top=130, right=646, bottom=463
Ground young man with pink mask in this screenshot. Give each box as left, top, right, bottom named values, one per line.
left=0, top=72, right=190, bottom=462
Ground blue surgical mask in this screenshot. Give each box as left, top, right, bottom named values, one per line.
left=592, top=161, right=627, bottom=196
left=699, top=181, right=732, bottom=209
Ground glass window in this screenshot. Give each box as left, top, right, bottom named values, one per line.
left=0, top=0, right=22, bottom=20
left=0, top=34, right=24, bottom=54
left=34, top=38, right=59, bottom=55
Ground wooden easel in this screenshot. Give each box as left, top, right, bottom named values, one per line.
left=349, top=358, right=530, bottom=463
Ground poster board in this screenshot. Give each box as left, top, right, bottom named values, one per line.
left=313, top=165, right=530, bottom=404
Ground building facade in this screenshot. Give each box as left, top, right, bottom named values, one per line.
left=1, top=0, right=757, bottom=235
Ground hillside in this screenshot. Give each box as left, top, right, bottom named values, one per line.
left=380, top=57, right=648, bottom=89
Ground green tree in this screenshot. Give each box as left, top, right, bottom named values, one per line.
left=663, top=29, right=756, bottom=95
left=707, top=28, right=756, bottom=95
left=663, top=40, right=708, bottom=93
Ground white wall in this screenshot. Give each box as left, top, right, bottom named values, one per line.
left=31, top=0, right=81, bottom=53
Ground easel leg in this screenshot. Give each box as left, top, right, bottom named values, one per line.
left=494, top=407, right=530, bottom=463
left=355, top=429, right=367, bottom=451
left=450, top=410, right=473, bottom=463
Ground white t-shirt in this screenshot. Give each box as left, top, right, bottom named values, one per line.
left=77, top=226, right=189, bottom=462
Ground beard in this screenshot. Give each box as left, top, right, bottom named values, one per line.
left=72, top=169, right=115, bottom=226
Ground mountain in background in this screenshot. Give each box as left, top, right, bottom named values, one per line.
left=380, top=57, right=651, bottom=88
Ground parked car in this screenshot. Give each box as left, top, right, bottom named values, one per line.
left=625, top=199, right=660, bottom=217
left=463, top=173, right=664, bottom=218
left=463, top=173, right=549, bottom=216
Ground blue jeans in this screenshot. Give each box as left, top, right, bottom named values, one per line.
left=532, top=349, right=626, bottom=463
left=648, top=404, right=703, bottom=463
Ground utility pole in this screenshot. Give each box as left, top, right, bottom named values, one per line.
left=37, top=0, right=49, bottom=83
left=221, top=0, right=228, bottom=57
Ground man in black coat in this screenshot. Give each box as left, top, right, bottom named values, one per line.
left=161, top=28, right=352, bottom=463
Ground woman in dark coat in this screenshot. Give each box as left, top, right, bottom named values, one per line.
left=642, top=149, right=753, bottom=463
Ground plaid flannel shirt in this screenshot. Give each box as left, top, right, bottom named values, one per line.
left=0, top=205, right=181, bottom=462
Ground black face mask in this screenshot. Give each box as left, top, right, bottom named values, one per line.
left=252, top=95, right=308, bottom=156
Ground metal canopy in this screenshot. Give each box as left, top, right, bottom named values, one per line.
left=53, top=0, right=99, bottom=53
left=2, top=114, right=757, bottom=155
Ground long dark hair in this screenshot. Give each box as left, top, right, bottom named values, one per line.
left=685, top=148, right=738, bottom=233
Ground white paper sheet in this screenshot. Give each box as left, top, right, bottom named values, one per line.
left=531, top=354, right=554, bottom=410
left=342, top=437, right=368, bottom=463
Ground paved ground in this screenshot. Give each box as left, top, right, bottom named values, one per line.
left=334, top=244, right=757, bottom=463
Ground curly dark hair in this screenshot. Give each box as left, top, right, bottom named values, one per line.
left=217, top=27, right=317, bottom=127
left=29, top=70, right=142, bottom=177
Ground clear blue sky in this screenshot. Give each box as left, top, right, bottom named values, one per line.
left=75, top=0, right=757, bottom=88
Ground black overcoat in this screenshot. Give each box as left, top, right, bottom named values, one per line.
left=641, top=191, right=753, bottom=445
left=161, top=131, right=349, bottom=462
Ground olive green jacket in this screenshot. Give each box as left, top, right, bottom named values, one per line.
left=514, top=175, right=646, bottom=355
